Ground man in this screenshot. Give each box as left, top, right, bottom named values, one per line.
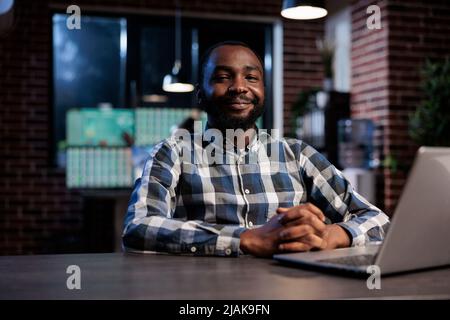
left=122, top=41, right=389, bottom=257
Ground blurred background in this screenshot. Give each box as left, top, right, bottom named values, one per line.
left=0, top=0, right=449, bottom=255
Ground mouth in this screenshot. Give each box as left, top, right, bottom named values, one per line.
left=226, top=101, right=252, bottom=111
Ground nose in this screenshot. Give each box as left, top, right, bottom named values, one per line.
left=228, top=76, right=248, bottom=94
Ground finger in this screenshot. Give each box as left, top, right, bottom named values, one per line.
left=277, top=207, right=317, bottom=225
left=276, top=207, right=304, bottom=224
left=276, top=207, right=289, bottom=218
left=285, top=215, right=326, bottom=235
left=278, top=242, right=312, bottom=252
left=279, top=225, right=314, bottom=241
left=304, top=203, right=326, bottom=222
left=277, top=204, right=326, bottom=224
left=299, top=233, right=328, bottom=250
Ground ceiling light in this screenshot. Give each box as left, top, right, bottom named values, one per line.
left=281, top=0, right=327, bottom=20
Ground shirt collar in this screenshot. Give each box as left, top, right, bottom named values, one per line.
left=203, top=122, right=266, bottom=155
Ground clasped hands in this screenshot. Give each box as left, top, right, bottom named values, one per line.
left=239, top=203, right=350, bottom=257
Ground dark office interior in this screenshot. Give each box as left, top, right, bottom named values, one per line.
left=0, top=0, right=450, bottom=255
left=1, top=0, right=449, bottom=260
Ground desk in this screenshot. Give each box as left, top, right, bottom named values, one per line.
left=0, top=253, right=449, bottom=299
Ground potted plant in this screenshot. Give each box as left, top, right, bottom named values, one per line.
left=289, top=88, right=320, bottom=138
left=409, top=57, right=450, bottom=147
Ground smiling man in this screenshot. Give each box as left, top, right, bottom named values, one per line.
left=198, top=43, right=264, bottom=133
left=122, top=41, right=390, bottom=257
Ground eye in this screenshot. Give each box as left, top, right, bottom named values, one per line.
left=212, top=74, right=230, bottom=81
left=246, top=75, right=259, bottom=82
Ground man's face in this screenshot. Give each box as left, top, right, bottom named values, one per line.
left=198, top=45, right=265, bottom=131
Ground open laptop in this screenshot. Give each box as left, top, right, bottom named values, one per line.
left=274, top=147, right=450, bottom=276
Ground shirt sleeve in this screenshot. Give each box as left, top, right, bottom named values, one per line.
left=122, top=140, right=246, bottom=257
left=297, top=142, right=390, bottom=247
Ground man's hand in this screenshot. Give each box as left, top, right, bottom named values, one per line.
left=239, top=203, right=351, bottom=257
left=239, top=215, right=285, bottom=258
left=276, top=203, right=351, bottom=252
left=276, top=203, right=327, bottom=251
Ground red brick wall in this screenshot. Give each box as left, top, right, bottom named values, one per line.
left=385, top=0, right=450, bottom=212
left=351, top=0, right=390, bottom=212
left=0, top=1, right=84, bottom=254
left=0, top=0, right=324, bottom=254
left=283, top=19, right=324, bottom=135
left=351, top=0, right=450, bottom=214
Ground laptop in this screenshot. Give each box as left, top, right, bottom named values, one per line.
left=273, top=147, right=450, bottom=276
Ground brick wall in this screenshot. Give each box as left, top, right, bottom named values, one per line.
left=384, top=0, right=450, bottom=213
left=351, top=0, right=450, bottom=215
left=0, top=0, right=324, bottom=254
left=0, top=1, right=84, bottom=254
left=351, top=0, right=390, bottom=212
left=283, top=19, right=324, bottom=135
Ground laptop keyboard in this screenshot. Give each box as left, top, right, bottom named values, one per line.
left=318, top=254, right=376, bottom=266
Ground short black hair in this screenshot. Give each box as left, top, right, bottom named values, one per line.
left=198, top=41, right=264, bottom=87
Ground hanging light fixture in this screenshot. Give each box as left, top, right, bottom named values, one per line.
left=162, top=6, right=194, bottom=93
left=281, top=0, right=327, bottom=20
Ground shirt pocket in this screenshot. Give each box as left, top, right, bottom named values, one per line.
left=269, top=162, right=297, bottom=192
left=267, top=162, right=305, bottom=207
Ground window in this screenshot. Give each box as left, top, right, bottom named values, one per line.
left=52, top=14, right=127, bottom=165
left=325, top=7, right=351, bottom=92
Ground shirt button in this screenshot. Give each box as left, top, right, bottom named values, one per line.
left=225, top=248, right=232, bottom=256
left=248, top=221, right=253, bottom=227
left=244, top=189, right=250, bottom=194
left=190, top=246, right=197, bottom=253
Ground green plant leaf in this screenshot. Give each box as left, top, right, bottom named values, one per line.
left=408, top=56, right=450, bottom=147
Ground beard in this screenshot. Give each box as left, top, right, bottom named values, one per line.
left=201, top=94, right=265, bottom=131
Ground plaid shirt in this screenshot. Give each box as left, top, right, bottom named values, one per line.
left=123, top=129, right=390, bottom=257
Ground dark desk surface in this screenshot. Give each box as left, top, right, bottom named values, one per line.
left=0, top=253, right=449, bottom=299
